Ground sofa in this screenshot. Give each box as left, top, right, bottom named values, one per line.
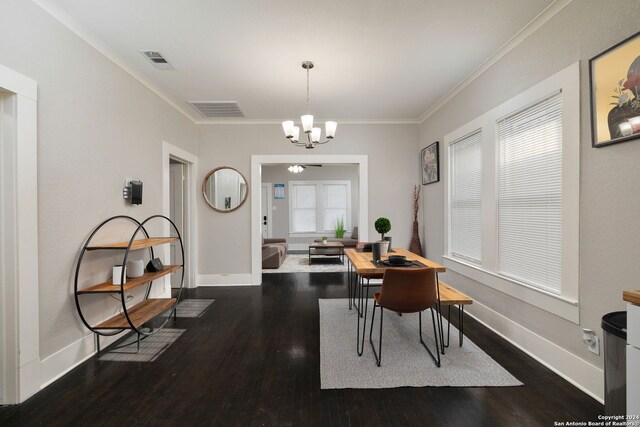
left=262, top=238, right=288, bottom=269
left=314, top=227, right=359, bottom=248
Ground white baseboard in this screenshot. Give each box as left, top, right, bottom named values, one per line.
left=39, top=331, right=125, bottom=391
left=197, top=274, right=255, bottom=286
left=465, top=301, right=604, bottom=403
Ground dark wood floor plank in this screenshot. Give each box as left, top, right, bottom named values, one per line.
left=0, top=272, right=602, bottom=426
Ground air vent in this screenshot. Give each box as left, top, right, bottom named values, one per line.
left=138, top=50, right=175, bottom=70
left=187, top=101, right=244, bottom=118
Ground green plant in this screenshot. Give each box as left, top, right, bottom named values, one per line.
left=374, top=217, right=391, bottom=240
left=322, top=236, right=328, bottom=241
left=335, top=217, right=345, bottom=238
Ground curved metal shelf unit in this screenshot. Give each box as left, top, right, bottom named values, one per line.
left=74, top=215, right=185, bottom=352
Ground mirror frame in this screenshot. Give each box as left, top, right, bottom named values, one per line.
left=201, top=166, right=249, bottom=213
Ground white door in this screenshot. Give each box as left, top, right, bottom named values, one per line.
left=261, top=183, right=272, bottom=238
left=169, top=162, right=185, bottom=287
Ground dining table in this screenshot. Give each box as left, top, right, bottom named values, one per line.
left=344, top=247, right=446, bottom=356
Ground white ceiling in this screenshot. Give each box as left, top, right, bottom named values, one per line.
left=48, top=0, right=555, bottom=122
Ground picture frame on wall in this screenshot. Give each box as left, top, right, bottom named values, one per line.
left=421, top=141, right=439, bottom=185
left=589, top=30, right=640, bottom=147
left=274, top=183, right=285, bottom=199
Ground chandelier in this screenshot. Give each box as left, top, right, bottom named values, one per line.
left=282, top=61, right=337, bottom=149
left=287, top=165, right=305, bottom=173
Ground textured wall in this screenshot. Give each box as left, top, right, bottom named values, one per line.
left=0, top=0, right=197, bottom=359
left=419, top=0, right=640, bottom=369
left=261, top=164, right=359, bottom=242
left=197, top=123, right=419, bottom=274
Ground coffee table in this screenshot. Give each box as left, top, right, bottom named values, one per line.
left=308, top=241, right=345, bottom=264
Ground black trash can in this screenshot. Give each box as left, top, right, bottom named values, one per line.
left=602, top=311, right=627, bottom=416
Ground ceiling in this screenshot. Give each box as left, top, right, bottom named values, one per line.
left=47, top=0, right=556, bottom=123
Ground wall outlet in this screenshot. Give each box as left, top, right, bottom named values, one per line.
left=587, top=336, right=600, bottom=355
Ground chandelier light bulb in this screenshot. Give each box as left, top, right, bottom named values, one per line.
left=292, top=126, right=300, bottom=142
left=301, top=115, right=314, bottom=133
left=282, top=121, right=294, bottom=138
left=325, top=121, right=337, bottom=139
left=311, top=127, right=321, bottom=143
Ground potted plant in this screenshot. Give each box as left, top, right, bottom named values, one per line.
left=335, top=217, right=345, bottom=238
left=321, top=236, right=328, bottom=245
left=374, top=217, right=391, bottom=256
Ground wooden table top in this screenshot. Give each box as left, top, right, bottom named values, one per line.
left=344, top=247, right=445, bottom=275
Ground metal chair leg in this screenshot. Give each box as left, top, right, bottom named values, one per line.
left=419, top=308, right=441, bottom=367
left=442, top=305, right=452, bottom=349
left=369, top=302, right=383, bottom=366
left=357, top=277, right=370, bottom=356
left=459, top=305, right=465, bottom=347
left=435, top=273, right=445, bottom=355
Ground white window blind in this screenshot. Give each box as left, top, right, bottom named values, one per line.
left=450, top=130, right=482, bottom=263
left=497, top=92, right=563, bottom=293
left=291, top=184, right=316, bottom=232
left=323, top=184, right=348, bottom=231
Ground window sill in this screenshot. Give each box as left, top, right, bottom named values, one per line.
left=288, top=232, right=330, bottom=238
left=442, top=255, right=579, bottom=323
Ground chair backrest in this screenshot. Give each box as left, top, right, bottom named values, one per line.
left=351, top=226, right=359, bottom=241
left=378, top=267, right=438, bottom=313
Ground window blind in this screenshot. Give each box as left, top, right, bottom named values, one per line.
left=291, top=184, right=316, bottom=232
left=323, top=184, right=348, bottom=231
left=497, top=92, right=562, bottom=293
left=450, top=130, right=482, bottom=263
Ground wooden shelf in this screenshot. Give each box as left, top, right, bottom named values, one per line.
left=624, top=290, right=640, bottom=305
left=95, top=298, right=176, bottom=329
left=77, top=265, right=182, bottom=294
left=86, top=237, right=177, bottom=251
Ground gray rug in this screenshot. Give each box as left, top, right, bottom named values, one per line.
left=99, top=329, right=185, bottom=362
left=174, top=299, right=214, bottom=318
left=319, top=299, right=522, bottom=389
left=263, top=253, right=348, bottom=274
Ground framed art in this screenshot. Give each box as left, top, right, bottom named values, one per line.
left=590, top=30, right=640, bottom=147
left=421, top=141, right=439, bottom=185
left=274, top=184, right=285, bottom=199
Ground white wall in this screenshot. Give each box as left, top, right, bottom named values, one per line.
left=197, top=123, right=418, bottom=275
left=420, top=0, right=640, bottom=399
left=0, top=0, right=197, bottom=392
left=261, top=164, right=359, bottom=243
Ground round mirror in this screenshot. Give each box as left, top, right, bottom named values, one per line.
left=202, top=166, right=249, bottom=212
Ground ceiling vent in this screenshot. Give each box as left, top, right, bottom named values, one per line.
left=138, top=50, right=175, bottom=70
left=187, top=101, right=244, bottom=118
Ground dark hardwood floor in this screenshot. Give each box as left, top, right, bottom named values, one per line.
left=0, top=272, right=602, bottom=426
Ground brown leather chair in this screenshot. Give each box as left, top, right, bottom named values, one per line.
left=369, top=267, right=441, bottom=367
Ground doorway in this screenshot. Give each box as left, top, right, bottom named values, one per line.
left=0, top=64, right=40, bottom=403
left=250, top=155, right=369, bottom=286
left=169, top=159, right=187, bottom=287
left=162, top=141, right=198, bottom=290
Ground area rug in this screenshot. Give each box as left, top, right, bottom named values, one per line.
left=174, top=299, right=214, bottom=318
left=262, top=254, right=348, bottom=274
left=99, top=329, right=185, bottom=362
left=319, top=299, right=522, bottom=389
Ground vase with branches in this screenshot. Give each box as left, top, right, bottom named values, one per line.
left=409, top=185, right=424, bottom=256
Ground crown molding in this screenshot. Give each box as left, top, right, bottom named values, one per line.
left=195, top=119, right=420, bottom=125
left=417, top=0, right=574, bottom=124
left=32, top=0, right=199, bottom=123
